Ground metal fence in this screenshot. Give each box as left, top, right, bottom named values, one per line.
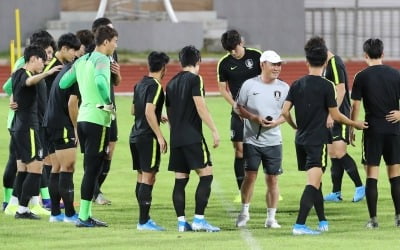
left=306, top=7, right=400, bottom=58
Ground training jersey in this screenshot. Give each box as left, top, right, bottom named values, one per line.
left=324, top=55, right=351, bottom=116
left=130, top=76, right=164, bottom=143
left=44, top=62, right=80, bottom=129
left=166, top=71, right=204, bottom=148
left=10, top=68, right=39, bottom=131
left=286, top=75, right=337, bottom=145
left=217, top=48, right=262, bottom=99
left=351, top=64, right=400, bottom=134
left=3, top=56, right=26, bottom=129
left=237, top=76, right=289, bottom=147
left=44, top=57, right=63, bottom=96
left=59, top=51, right=112, bottom=127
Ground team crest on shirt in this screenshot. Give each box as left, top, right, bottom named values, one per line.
left=245, top=59, right=254, bottom=69
left=274, top=90, right=282, bottom=101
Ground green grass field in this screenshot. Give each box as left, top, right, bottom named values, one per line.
left=0, top=96, right=397, bottom=250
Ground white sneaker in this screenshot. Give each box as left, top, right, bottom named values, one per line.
left=236, top=213, right=250, bottom=227
left=265, top=219, right=281, bottom=228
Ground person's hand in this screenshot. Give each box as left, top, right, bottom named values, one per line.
left=386, top=110, right=400, bottom=123
left=9, top=101, right=18, bottom=111
left=212, top=130, right=220, bottom=148
left=157, top=136, right=167, bottom=154
left=110, top=62, right=120, bottom=75
left=48, top=65, right=63, bottom=75
left=326, top=115, right=334, bottom=128
left=161, top=115, right=168, bottom=124
left=353, top=121, right=368, bottom=130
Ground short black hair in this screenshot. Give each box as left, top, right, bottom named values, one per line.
left=221, top=29, right=242, bottom=51
left=76, top=29, right=95, bottom=53
left=24, top=45, right=47, bottom=62
left=92, top=17, right=112, bottom=33
left=304, top=36, right=327, bottom=67
left=29, top=30, right=53, bottom=45
left=363, top=38, right=384, bottom=59
left=148, top=51, right=170, bottom=72
left=57, top=32, right=81, bottom=51
left=179, top=45, right=201, bottom=67
left=94, top=26, right=118, bottom=46
left=31, top=36, right=56, bottom=52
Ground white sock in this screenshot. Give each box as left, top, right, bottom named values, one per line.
left=267, top=208, right=277, bottom=220
left=178, top=216, right=186, bottom=222
left=17, top=205, right=29, bottom=214
left=241, top=203, right=250, bottom=214
left=29, top=196, right=40, bottom=206
left=9, top=196, right=19, bottom=205
left=194, top=214, right=204, bottom=220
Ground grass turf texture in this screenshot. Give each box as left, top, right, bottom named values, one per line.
left=0, top=96, right=397, bottom=249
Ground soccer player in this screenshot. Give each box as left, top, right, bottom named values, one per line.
left=59, top=25, right=118, bottom=227
left=11, top=45, right=62, bottom=219
left=44, top=33, right=83, bottom=223
left=235, top=50, right=288, bottom=228
left=281, top=36, right=367, bottom=235
left=217, top=30, right=262, bottom=202
left=351, top=38, right=400, bottom=228
left=166, top=45, right=220, bottom=232
left=324, top=50, right=365, bottom=202
left=130, top=51, right=170, bottom=231
left=90, top=17, right=122, bottom=205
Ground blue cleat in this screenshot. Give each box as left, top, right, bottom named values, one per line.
left=49, top=213, right=65, bottom=222
left=324, top=192, right=342, bottom=202
left=317, top=220, right=329, bottom=231
left=137, top=219, right=165, bottom=231
left=64, top=214, right=79, bottom=223
left=192, top=218, right=220, bottom=232
left=178, top=221, right=193, bottom=232
left=353, top=186, right=365, bottom=202
left=292, top=224, right=321, bottom=235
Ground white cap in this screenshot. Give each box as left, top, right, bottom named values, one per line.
left=260, top=50, right=283, bottom=63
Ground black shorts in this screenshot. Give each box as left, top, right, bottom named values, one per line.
left=230, top=113, right=243, bottom=142
left=295, top=144, right=327, bottom=171
left=77, top=122, right=110, bottom=155
left=168, top=141, right=212, bottom=174
left=12, top=128, right=43, bottom=164
left=363, top=131, right=400, bottom=166
left=47, top=126, right=77, bottom=151
left=329, top=122, right=350, bottom=143
left=109, top=119, right=118, bottom=142
left=39, top=126, right=52, bottom=156
left=130, top=136, right=160, bottom=173
left=243, top=143, right=283, bottom=175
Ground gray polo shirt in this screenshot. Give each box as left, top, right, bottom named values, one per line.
left=237, top=76, right=289, bottom=147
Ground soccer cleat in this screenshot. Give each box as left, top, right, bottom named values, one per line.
left=178, top=221, right=193, bottom=232
left=94, top=193, right=111, bottom=205
left=15, top=211, right=41, bottom=220
left=236, top=213, right=250, bottom=227
left=365, top=219, right=378, bottom=229
left=64, top=214, right=79, bottom=223
left=4, top=204, right=18, bottom=215
left=265, top=219, right=281, bottom=229
left=292, top=224, right=321, bottom=235
left=352, top=186, right=366, bottom=202
left=49, top=213, right=65, bottom=222
left=31, top=205, right=51, bottom=216
left=324, top=192, right=342, bottom=202
left=2, top=202, right=8, bottom=211
left=192, top=218, right=220, bottom=232
left=137, top=219, right=165, bottom=231
left=317, top=220, right=329, bottom=231
left=75, top=217, right=108, bottom=227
